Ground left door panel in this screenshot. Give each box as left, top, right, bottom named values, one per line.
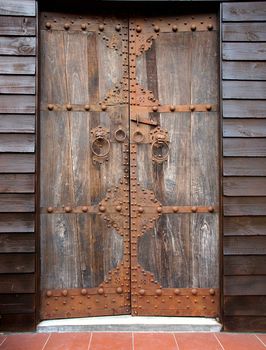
left=40, top=13, right=130, bottom=319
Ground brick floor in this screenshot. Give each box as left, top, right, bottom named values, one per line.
left=0, top=332, right=265, bottom=349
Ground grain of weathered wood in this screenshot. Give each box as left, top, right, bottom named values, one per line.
left=223, top=62, right=266, bottom=81
left=224, top=197, right=266, bottom=216
left=0, top=134, right=35, bottom=152
left=224, top=256, right=266, bottom=275
left=0, top=253, right=35, bottom=273
left=0, top=274, right=35, bottom=293
left=0, top=313, right=35, bottom=332
left=0, top=56, right=35, bottom=75
left=0, top=75, right=35, bottom=94
left=223, top=2, right=266, bottom=22
left=223, top=177, right=266, bottom=196
left=0, top=16, right=35, bottom=36
left=0, top=233, right=35, bottom=252
left=223, top=43, right=266, bottom=61
left=223, top=158, right=266, bottom=176
left=223, top=138, right=266, bottom=157
left=224, top=217, right=266, bottom=236
left=0, top=95, right=35, bottom=113
left=0, top=0, right=35, bottom=16
left=223, top=100, right=266, bottom=119
left=0, top=115, right=35, bottom=133
left=0, top=174, right=34, bottom=193
left=0, top=294, right=35, bottom=314
left=0, top=194, right=35, bottom=212
left=0, top=36, right=36, bottom=56
left=224, top=276, right=266, bottom=296
left=223, top=81, right=266, bottom=100
left=223, top=23, right=266, bottom=42
left=0, top=154, right=35, bottom=173
left=223, top=120, right=266, bottom=138
left=224, top=236, right=266, bottom=255
left=0, top=213, right=34, bottom=232
left=223, top=316, right=266, bottom=332
left=224, top=296, right=266, bottom=316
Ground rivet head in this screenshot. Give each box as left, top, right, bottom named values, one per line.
left=138, top=207, right=144, bottom=213
left=82, top=206, right=88, bottom=213
left=208, top=24, right=213, bottom=31
left=64, top=23, right=70, bottom=30
left=116, top=205, right=122, bottom=212
left=65, top=206, right=72, bottom=213
left=45, top=22, right=51, bottom=29
left=192, top=288, right=197, bottom=295
left=48, top=104, right=54, bottom=111
left=170, top=105, right=175, bottom=112
left=62, top=289, right=68, bottom=296
left=47, top=207, right=53, bottom=213
left=206, top=104, right=212, bottom=111
left=99, top=205, right=106, bottom=212
left=174, top=289, right=180, bottom=295
left=116, top=287, right=123, bottom=294
left=191, top=206, right=197, bottom=213
left=209, top=288, right=215, bottom=296
left=84, top=104, right=90, bottom=111
left=99, top=24, right=104, bottom=31
left=81, top=289, right=87, bottom=295
left=136, top=25, right=142, bottom=33
left=156, top=289, right=162, bottom=296
left=101, top=104, right=107, bottom=111
left=98, top=288, right=104, bottom=295
left=190, top=105, right=195, bottom=112
left=154, top=25, right=160, bottom=33
left=191, top=24, right=196, bottom=31
left=115, top=24, right=121, bottom=32
left=139, top=289, right=145, bottom=295
left=208, top=206, right=214, bottom=213
left=46, top=290, right=52, bottom=297
left=152, top=106, right=158, bottom=112
left=66, top=104, right=72, bottom=111
left=157, top=206, right=162, bottom=213
left=173, top=206, right=179, bottom=213
left=81, top=23, right=87, bottom=30
left=172, top=25, right=178, bottom=32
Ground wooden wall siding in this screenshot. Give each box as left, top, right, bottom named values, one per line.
left=222, top=2, right=266, bottom=332
left=0, top=0, right=36, bottom=332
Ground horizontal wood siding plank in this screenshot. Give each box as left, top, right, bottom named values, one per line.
left=224, top=197, right=266, bottom=216
left=0, top=16, right=35, bottom=36
left=0, top=313, right=35, bottom=332
left=223, top=177, right=266, bottom=196
left=0, top=273, right=35, bottom=293
left=0, top=134, right=35, bottom=152
left=223, top=158, right=266, bottom=176
left=0, top=194, right=35, bottom=212
left=223, top=43, right=266, bottom=61
left=0, top=213, right=34, bottom=232
left=223, top=138, right=266, bottom=157
left=223, top=119, right=266, bottom=138
left=0, top=294, right=35, bottom=314
left=222, top=23, right=266, bottom=42
left=0, top=56, right=35, bottom=75
left=0, top=0, right=35, bottom=17
left=224, top=276, right=266, bottom=296
left=0, top=115, right=35, bottom=133
left=223, top=2, right=266, bottom=21
left=223, top=316, right=266, bottom=332
left=224, top=236, right=266, bottom=255
left=0, top=233, right=35, bottom=252
left=223, top=100, right=266, bottom=118
left=224, top=256, right=266, bottom=275
left=0, top=95, right=35, bottom=113
left=0, top=37, right=35, bottom=56
left=223, top=81, right=266, bottom=100
left=0, top=174, right=34, bottom=193
left=224, top=217, right=266, bottom=236
left=0, top=154, right=35, bottom=173
left=0, top=253, right=35, bottom=273
left=222, top=61, right=266, bottom=81
left=224, top=296, right=266, bottom=316
left=0, top=75, right=35, bottom=94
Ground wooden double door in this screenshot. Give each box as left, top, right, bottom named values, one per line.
left=40, top=10, right=219, bottom=319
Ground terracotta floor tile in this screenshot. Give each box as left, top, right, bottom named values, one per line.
left=256, top=335, right=266, bottom=346
left=216, top=333, right=266, bottom=350
left=44, top=332, right=91, bottom=350
left=174, top=333, right=222, bottom=350
left=134, top=333, right=177, bottom=350
left=0, top=335, right=7, bottom=346
left=89, top=333, right=132, bottom=350
left=0, top=334, right=49, bottom=350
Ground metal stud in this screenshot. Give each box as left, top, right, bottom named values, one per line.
left=190, top=105, right=195, bottom=112
left=156, top=289, right=162, bottom=296
left=136, top=25, right=142, bottom=33
left=47, top=207, right=53, bottom=213
left=138, top=207, right=144, bottom=213
left=174, top=289, right=180, bottom=295
left=191, top=206, right=197, bottom=213
left=65, top=206, right=72, bottom=213
left=157, top=206, right=162, bottom=213
left=97, top=288, right=104, bottom=295
left=45, top=22, right=52, bottom=29
left=208, top=206, right=214, bottom=213
left=170, top=105, right=175, bottom=112
left=192, top=289, right=197, bottom=295
left=48, top=104, right=54, bottom=111
left=116, top=205, right=122, bottom=212
left=208, top=24, right=213, bottom=31
left=46, top=290, right=52, bottom=297
left=66, top=104, right=72, bottom=111
left=62, top=290, right=68, bottom=296
left=84, top=104, right=90, bottom=111
left=191, top=24, right=196, bottom=31
left=116, top=287, right=123, bottom=294
left=99, top=24, right=104, bottom=31
left=152, top=106, right=158, bottom=112
left=173, top=207, right=179, bottom=213
left=82, top=206, right=88, bottom=213
left=209, top=288, right=215, bottom=296
left=139, top=289, right=145, bottom=296
left=206, top=104, right=212, bottom=111
left=64, top=23, right=70, bottom=30
left=101, top=104, right=107, bottom=111
left=172, top=25, right=178, bottom=32
left=99, top=205, right=106, bottom=212
left=154, top=25, right=160, bottom=33
left=81, top=23, right=87, bottom=30
left=115, top=24, right=121, bottom=32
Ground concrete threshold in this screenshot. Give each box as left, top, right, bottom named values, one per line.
left=37, top=316, right=222, bottom=333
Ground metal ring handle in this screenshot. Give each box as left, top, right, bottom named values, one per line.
left=133, top=130, right=144, bottom=143
left=151, top=140, right=169, bottom=162
left=91, top=136, right=110, bottom=158
left=114, top=128, right=127, bottom=142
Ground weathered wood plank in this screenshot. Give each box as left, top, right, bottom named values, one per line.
left=0, top=56, right=35, bottom=75
left=0, top=115, right=35, bottom=133
left=223, top=120, right=266, bottom=138
left=0, top=134, right=35, bottom=152
left=224, top=256, right=266, bottom=275
left=0, top=213, right=34, bottom=232
left=0, top=233, right=35, bottom=252
left=223, top=43, right=266, bottom=61
left=224, top=276, right=266, bottom=296
left=0, top=273, right=35, bottom=293
left=223, top=2, right=266, bottom=22
left=0, top=0, right=35, bottom=16
left=0, top=174, right=34, bottom=193
left=0, top=253, right=35, bottom=273
left=0, top=313, right=35, bottom=332
left=223, top=100, right=266, bottom=119
left=224, top=316, right=266, bottom=332
left=223, top=81, right=266, bottom=100
left=0, top=154, right=35, bottom=173
left=224, top=197, right=266, bottom=216
left=223, top=23, right=266, bottom=42
left=223, top=138, right=266, bottom=157
left=223, top=177, right=266, bottom=196
left=0, top=95, right=35, bottom=113
left=224, top=217, right=266, bottom=236
left=224, top=236, right=266, bottom=255
left=223, top=61, right=266, bottom=80
left=0, top=75, right=35, bottom=94
left=223, top=158, right=266, bottom=176
left=0, top=294, right=35, bottom=314
left=0, top=16, right=35, bottom=36
left=224, top=296, right=266, bottom=316
left=0, top=37, right=35, bottom=56
left=0, top=194, right=35, bottom=212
